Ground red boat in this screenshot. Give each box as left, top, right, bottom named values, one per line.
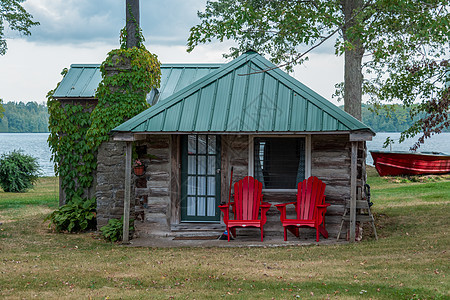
left=370, top=150, right=450, bottom=176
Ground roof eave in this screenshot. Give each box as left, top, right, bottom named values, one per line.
left=113, top=129, right=374, bottom=138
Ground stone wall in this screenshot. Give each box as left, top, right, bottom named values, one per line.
left=96, top=139, right=127, bottom=229
left=95, top=135, right=172, bottom=235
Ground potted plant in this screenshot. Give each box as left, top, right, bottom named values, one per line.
left=133, top=159, right=145, bottom=176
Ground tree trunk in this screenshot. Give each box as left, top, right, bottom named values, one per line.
left=341, top=0, right=364, bottom=121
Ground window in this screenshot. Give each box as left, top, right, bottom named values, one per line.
left=253, top=137, right=306, bottom=189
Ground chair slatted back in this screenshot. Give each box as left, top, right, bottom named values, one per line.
left=234, top=176, right=262, bottom=220
left=296, top=176, right=326, bottom=220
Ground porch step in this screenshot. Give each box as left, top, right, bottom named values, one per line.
left=169, top=223, right=224, bottom=238
left=171, top=223, right=225, bottom=232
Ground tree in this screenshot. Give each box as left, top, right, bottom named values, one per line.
left=187, top=0, right=449, bottom=148
left=0, top=101, right=49, bottom=133
left=0, top=98, right=4, bottom=119
left=0, top=0, right=39, bottom=56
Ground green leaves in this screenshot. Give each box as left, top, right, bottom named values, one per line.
left=47, top=94, right=96, bottom=201
left=87, top=46, right=161, bottom=150
left=47, top=34, right=161, bottom=209
left=0, top=0, right=40, bottom=55
left=187, top=0, right=341, bottom=71
left=100, top=217, right=135, bottom=242
left=0, top=98, right=4, bottom=119
left=44, top=196, right=97, bottom=233
left=0, top=150, right=40, bottom=192
left=188, top=0, right=450, bottom=146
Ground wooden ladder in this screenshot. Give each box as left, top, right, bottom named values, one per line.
left=336, top=199, right=378, bottom=241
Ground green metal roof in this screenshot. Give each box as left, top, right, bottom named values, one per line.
left=114, top=51, right=374, bottom=134
left=156, top=64, right=222, bottom=103
left=53, top=64, right=102, bottom=98
left=53, top=63, right=222, bottom=102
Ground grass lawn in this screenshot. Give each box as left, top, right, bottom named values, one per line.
left=0, top=171, right=449, bottom=299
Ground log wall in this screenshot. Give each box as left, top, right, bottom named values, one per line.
left=132, top=135, right=172, bottom=237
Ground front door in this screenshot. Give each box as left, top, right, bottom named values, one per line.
left=181, top=135, right=221, bottom=222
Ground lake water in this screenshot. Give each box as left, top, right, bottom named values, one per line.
left=0, top=133, right=55, bottom=177
left=0, top=132, right=449, bottom=177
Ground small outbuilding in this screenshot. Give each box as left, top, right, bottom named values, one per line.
left=97, top=50, right=375, bottom=240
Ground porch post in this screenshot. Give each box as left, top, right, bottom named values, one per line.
left=122, top=141, right=132, bottom=244
left=349, top=141, right=358, bottom=242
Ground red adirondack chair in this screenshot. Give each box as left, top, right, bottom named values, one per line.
left=219, top=176, right=271, bottom=241
left=275, top=176, right=330, bottom=242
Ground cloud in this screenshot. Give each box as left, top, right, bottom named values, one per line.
left=23, top=0, right=122, bottom=44
left=21, top=0, right=339, bottom=56
left=0, top=1, right=343, bottom=105
left=0, top=39, right=115, bottom=104
left=22, top=0, right=207, bottom=46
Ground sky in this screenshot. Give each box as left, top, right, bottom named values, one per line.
left=0, top=0, right=344, bottom=106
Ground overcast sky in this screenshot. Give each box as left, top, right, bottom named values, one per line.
left=0, top=0, right=343, bottom=106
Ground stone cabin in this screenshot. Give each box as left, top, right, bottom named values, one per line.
left=54, top=51, right=374, bottom=241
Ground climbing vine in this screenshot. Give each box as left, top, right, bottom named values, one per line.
left=86, top=34, right=161, bottom=148
left=47, top=68, right=97, bottom=201
left=48, top=27, right=161, bottom=202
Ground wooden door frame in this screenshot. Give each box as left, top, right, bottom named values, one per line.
left=179, top=134, right=222, bottom=222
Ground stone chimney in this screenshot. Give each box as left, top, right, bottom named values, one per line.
left=126, top=0, right=140, bottom=48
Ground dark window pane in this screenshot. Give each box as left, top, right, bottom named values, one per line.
left=254, top=137, right=305, bottom=189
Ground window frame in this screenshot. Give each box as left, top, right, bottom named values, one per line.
left=248, top=135, right=311, bottom=192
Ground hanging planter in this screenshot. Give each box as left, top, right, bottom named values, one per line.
left=133, top=160, right=145, bottom=176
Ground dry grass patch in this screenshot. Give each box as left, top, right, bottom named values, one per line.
left=1, top=175, right=449, bottom=299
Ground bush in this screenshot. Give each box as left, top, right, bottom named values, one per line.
left=45, top=196, right=97, bottom=233
left=100, top=217, right=134, bottom=242
left=0, top=150, right=40, bottom=192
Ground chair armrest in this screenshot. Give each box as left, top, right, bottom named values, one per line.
left=260, top=202, right=271, bottom=225
left=316, top=203, right=329, bottom=225
left=275, top=202, right=296, bottom=208
left=260, top=202, right=271, bottom=214
left=275, top=202, right=294, bottom=221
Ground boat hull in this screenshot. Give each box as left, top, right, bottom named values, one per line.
left=370, top=151, right=450, bottom=176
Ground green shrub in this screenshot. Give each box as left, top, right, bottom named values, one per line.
left=45, top=196, right=96, bottom=232
left=100, top=217, right=134, bottom=242
left=0, top=150, right=40, bottom=192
